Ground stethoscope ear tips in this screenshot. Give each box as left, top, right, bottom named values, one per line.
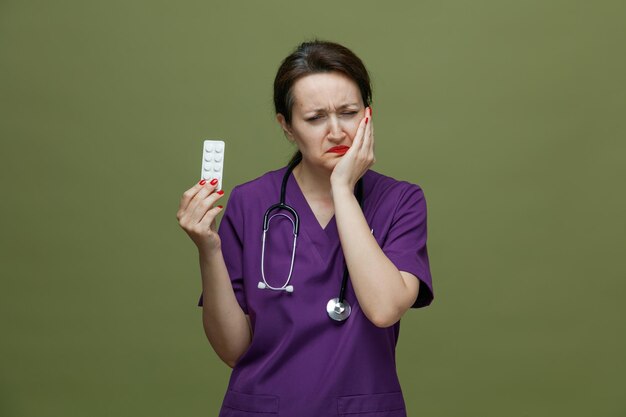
left=258, top=282, right=267, bottom=289
left=285, top=285, right=294, bottom=293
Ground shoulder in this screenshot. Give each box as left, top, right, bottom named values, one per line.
left=219, top=168, right=286, bottom=227
left=228, top=166, right=287, bottom=202
left=363, top=169, right=426, bottom=209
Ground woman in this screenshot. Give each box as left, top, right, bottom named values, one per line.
left=177, top=40, right=434, bottom=417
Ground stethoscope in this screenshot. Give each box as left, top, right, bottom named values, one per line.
left=258, top=154, right=364, bottom=322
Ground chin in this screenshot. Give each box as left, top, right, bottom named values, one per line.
left=324, top=159, right=343, bottom=172
left=302, top=155, right=341, bottom=172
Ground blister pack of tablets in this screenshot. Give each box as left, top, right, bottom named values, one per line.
left=200, top=140, right=225, bottom=190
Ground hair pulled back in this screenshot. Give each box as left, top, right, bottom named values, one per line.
left=273, top=40, right=372, bottom=165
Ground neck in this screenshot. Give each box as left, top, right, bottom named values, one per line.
left=292, top=160, right=332, bottom=198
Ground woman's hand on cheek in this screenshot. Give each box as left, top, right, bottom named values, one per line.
left=330, top=107, right=375, bottom=191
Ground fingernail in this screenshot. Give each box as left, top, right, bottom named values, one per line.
left=210, top=178, right=218, bottom=185
left=365, top=117, right=369, bottom=124
left=217, top=205, right=223, bottom=209
left=217, top=190, right=224, bottom=195
left=369, top=106, right=373, bottom=116
left=199, top=179, right=206, bottom=185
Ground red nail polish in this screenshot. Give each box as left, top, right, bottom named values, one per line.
left=217, top=205, right=223, bottom=209
left=369, top=106, right=373, bottom=116
left=365, top=117, right=369, bottom=124
left=217, top=190, right=224, bottom=195
left=199, top=179, right=206, bottom=185
left=210, top=178, right=218, bottom=185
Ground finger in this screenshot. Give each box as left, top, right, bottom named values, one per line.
left=185, top=178, right=219, bottom=217
left=199, top=204, right=225, bottom=230
left=350, top=114, right=368, bottom=154
left=178, top=179, right=210, bottom=216
left=368, top=106, right=374, bottom=147
left=368, top=109, right=375, bottom=155
left=361, top=109, right=372, bottom=156
left=190, top=189, right=225, bottom=224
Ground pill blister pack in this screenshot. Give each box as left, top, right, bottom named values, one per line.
left=200, top=140, right=225, bottom=190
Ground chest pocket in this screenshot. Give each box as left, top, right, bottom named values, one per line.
left=220, top=389, right=279, bottom=416
left=337, top=391, right=406, bottom=417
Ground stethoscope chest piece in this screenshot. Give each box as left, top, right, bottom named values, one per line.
left=326, top=297, right=351, bottom=321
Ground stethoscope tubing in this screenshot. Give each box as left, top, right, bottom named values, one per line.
left=259, top=154, right=364, bottom=317
left=260, top=213, right=298, bottom=291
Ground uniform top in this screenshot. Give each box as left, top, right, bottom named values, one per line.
left=198, top=166, right=434, bottom=417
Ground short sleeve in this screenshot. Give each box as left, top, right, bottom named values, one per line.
left=382, top=184, right=434, bottom=308
left=197, top=186, right=248, bottom=314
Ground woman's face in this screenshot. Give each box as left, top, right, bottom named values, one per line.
left=277, top=71, right=366, bottom=172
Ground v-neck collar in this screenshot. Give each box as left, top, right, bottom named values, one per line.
left=284, top=169, right=339, bottom=262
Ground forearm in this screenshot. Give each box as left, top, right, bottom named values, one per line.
left=332, top=186, right=408, bottom=327
left=198, top=247, right=252, bottom=367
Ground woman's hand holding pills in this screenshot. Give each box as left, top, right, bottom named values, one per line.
left=177, top=178, right=225, bottom=252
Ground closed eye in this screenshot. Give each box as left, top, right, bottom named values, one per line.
left=306, top=111, right=357, bottom=122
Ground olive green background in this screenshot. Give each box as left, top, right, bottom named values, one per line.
left=1, top=0, right=625, bottom=416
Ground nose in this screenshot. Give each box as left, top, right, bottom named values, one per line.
left=327, top=115, right=345, bottom=141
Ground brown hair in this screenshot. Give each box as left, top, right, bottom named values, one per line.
left=273, top=40, right=373, bottom=166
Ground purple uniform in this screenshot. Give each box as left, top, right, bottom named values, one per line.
left=198, top=166, right=434, bottom=416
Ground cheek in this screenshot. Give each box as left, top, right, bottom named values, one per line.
left=292, top=127, right=323, bottom=149
left=304, top=124, right=329, bottom=140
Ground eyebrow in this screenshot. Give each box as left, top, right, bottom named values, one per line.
left=304, top=103, right=360, bottom=113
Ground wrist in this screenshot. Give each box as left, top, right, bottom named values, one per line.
left=331, top=182, right=356, bottom=200
left=197, top=244, right=222, bottom=260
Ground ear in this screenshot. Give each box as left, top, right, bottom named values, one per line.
left=276, top=113, right=295, bottom=142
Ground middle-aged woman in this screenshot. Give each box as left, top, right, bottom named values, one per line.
left=177, top=40, right=434, bottom=416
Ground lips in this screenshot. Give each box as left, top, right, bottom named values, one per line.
left=327, top=146, right=350, bottom=154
